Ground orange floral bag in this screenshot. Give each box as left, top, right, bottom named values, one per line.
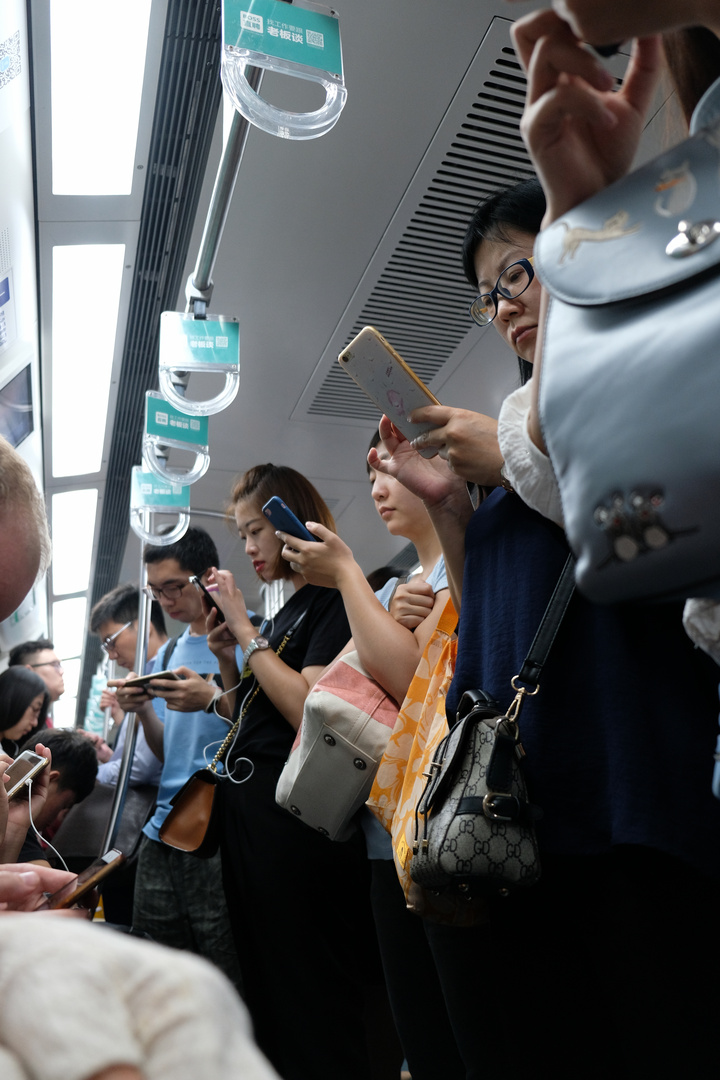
left=367, top=597, right=457, bottom=895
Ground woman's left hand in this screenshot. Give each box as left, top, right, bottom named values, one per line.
left=511, top=11, right=662, bottom=223
left=207, top=568, right=255, bottom=644
left=277, top=525, right=356, bottom=590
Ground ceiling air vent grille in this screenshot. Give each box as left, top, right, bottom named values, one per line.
left=305, top=38, right=533, bottom=421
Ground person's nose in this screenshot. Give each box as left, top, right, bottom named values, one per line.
left=245, top=535, right=258, bottom=556
left=372, top=474, right=388, bottom=502
left=495, top=292, right=523, bottom=322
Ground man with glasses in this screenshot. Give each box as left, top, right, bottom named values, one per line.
left=8, top=638, right=65, bottom=712
left=111, top=526, right=243, bottom=994
left=87, top=582, right=167, bottom=787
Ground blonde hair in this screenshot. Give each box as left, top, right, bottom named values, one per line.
left=0, top=436, right=52, bottom=577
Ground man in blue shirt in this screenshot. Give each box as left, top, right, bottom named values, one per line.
left=113, top=527, right=242, bottom=994
left=88, top=582, right=166, bottom=787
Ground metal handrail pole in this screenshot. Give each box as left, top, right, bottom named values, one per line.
left=101, top=513, right=153, bottom=853
left=186, top=67, right=263, bottom=308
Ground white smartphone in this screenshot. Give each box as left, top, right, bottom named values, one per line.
left=5, top=750, right=50, bottom=799
left=338, top=326, right=441, bottom=456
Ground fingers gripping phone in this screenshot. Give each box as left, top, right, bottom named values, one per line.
left=262, top=496, right=319, bottom=543
left=338, top=326, right=441, bottom=455
left=189, top=575, right=225, bottom=623
left=37, top=848, right=126, bottom=910
left=124, top=670, right=183, bottom=688
left=5, top=750, right=50, bottom=799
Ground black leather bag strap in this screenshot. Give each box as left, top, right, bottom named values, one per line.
left=516, top=554, right=576, bottom=690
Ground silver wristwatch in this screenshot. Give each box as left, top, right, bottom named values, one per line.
left=242, top=635, right=270, bottom=668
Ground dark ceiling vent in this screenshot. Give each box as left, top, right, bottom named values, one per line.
left=304, top=40, right=533, bottom=422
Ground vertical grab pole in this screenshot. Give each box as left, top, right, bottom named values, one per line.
left=101, top=512, right=152, bottom=853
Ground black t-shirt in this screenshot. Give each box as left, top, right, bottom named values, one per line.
left=229, top=584, right=351, bottom=771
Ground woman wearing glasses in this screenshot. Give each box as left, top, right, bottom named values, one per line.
left=0, top=667, right=49, bottom=757
left=370, top=177, right=720, bottom=1078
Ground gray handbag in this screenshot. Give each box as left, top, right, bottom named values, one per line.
left=535, top=85, right=720, bottom=604
left=409, top=557, right=574, bottom=899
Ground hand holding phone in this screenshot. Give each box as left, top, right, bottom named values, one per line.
left=338, top=327, right=441, bottom=456
left=262, top=497, right=319, bottom=544
left=4, top=751, right=50, bottom=800
left=36, top=848, right=126, bottom=910
left=189, top=575, right=225, bottom=623
left=124, top=670, right=182, bottom=688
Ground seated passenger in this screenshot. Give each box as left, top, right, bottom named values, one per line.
left=2, top=729, right=97, bottom=864
left=0, top=668, right=49, bottom=757
left=8, top=637, right=65, bottom=720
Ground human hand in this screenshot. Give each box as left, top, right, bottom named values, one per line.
left=207, top=568, right=255, bottom=646
left=0, top=863, right=77, bottom=912
left=99, top=688, right=125, bottom=726
left=4, top=743, right=52, bottom=841
left=277, top=525, right=356, bottom=589
left=505, top=1, right=720, bottom=46
left=389, top=578, right=435, bottom=629
left=78, top=727, right=114, bottom=763
left=109, top=676, right=154, bottom=714
left=511, top=11, right=662, bottom=223
left=368, top=415, right=469, bottom=511
left=146, top=668, right=217, bottom=713
left=409, top=405, right=502, bottom=486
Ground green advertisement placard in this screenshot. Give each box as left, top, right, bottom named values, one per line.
left=159, top=312, right=240, bottom=369
left=131, top=467, right=190, bottom=509
left=145, top=392, right=209, bottom=447
left=224, top=0, right=342, bottom=77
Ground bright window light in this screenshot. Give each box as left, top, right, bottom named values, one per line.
left=50, top=0, right=153, bottom=195
left=51, top=489, right=98, bottom=594
left=53, top=597, right=88, bottom=663
left=52, top=244, right=125, bottom=477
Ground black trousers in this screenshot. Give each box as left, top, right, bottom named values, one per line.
left=370, top=859, right=465, bottom=1080
left=219, top=766, right=386, bottom=1080
left=424, top=846, right=720, bottom=1080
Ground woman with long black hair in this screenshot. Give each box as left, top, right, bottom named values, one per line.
left=0, top=667, right=49, bottom=757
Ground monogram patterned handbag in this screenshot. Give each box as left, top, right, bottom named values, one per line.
left=409, top=556, right=575, bottom=899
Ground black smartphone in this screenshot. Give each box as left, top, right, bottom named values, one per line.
left=5, top=750, right=50, bottom=799
left=262, top=496, right=318, bottom=543
left=124, top=669, right=182, bottom=688
left=189, top=575, right=225, bottom=622
left=37, top=848, right=126, bottom=910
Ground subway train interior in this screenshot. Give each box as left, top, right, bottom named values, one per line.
left=0, top=0, right=672, bottom=726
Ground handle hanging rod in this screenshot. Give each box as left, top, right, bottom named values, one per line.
left=186, top=67, right=263, bottom=313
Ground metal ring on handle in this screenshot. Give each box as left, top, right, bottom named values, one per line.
left=130, top=507, right=190, bottom=545
left=221, top=56, right=347, bottom=140
left=158, top=365, right=240, bottom=417
left=142, top=435, right=211, bottom=486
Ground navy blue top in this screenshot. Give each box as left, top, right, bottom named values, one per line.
left=447, top=488, right=720, bottom=878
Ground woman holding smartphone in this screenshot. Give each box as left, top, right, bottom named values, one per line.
left=0, top=668, right=49, bottom=757
left=276, top=430, right=464, bottom=1080
left=206, top=463, right=382, bottom=1080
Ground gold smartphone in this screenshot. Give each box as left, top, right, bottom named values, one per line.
left=338, top=326, right=441, bottom=456
left=5, top=750, right=50, bottom=799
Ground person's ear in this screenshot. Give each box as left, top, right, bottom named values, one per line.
left=47, top=770, right=61, bottom=787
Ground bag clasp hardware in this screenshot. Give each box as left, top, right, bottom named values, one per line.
left=666, top=219, right=720, bottom=258
left=482, top=791, right=520, bottom=822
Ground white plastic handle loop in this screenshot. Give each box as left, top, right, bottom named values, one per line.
left=142, top=435, right=211, bottom=486
left=158, top=366, right=240, bottom=417
left=222, top=56, right=347, bottom=140
left=129, top=508, right=190, bottom=545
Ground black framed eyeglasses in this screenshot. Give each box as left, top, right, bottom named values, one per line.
left=469, top=257, right=535, bottom=326
left=101, top=621, right=133, bottom=654
left=143, top=580, right=191, bottom=602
